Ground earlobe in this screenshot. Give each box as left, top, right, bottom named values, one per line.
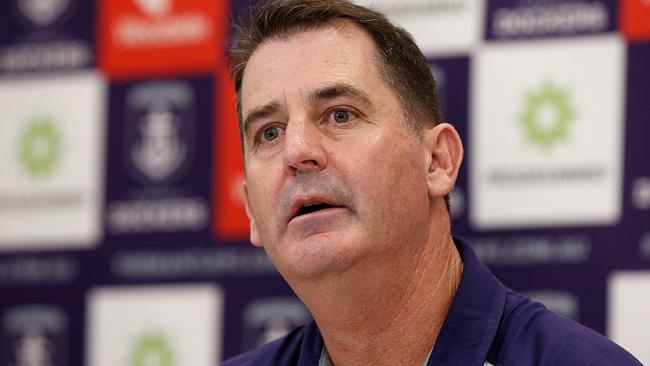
left=242, top=180, right=263, bottom=247
left=425, top=123, right=464, bottom=198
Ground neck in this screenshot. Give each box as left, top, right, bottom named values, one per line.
left=293, top=224, right=463, bottom=366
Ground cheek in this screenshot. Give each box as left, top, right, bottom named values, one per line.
left=354, top=141, right=429, bottom=222
left=245, top=168, right=279, bottom=232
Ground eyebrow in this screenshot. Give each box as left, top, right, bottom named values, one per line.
left=308, top=83, right=372, bottom=107
left=242, top=101, right=282, bottom=136
left=242, top=83, right=372, bottom=135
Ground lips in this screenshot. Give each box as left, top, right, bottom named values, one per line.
left=287, top=196, right=346, bottom=223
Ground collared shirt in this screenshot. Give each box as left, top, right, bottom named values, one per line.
left=318, top=346, right=431, bottom=366
left=222, top=238, right=642, bottom=365
left=318, top=346, right=432, bottom=366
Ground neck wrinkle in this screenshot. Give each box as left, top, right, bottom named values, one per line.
left=300, top=227, right=463, bottom=366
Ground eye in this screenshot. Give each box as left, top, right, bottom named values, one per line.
left=255, top=124, right=284, bottom=144
left=263, top=126, right=280, bottom=142
left=263, top=126, right=279, bottom=141
left=330, top=109, right=356, bottom=124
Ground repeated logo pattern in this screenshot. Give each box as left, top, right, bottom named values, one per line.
left=18, top=0, right=71, bottom=27
left=1, top=305, right=68, bottom=366
left=520, top=81, right=575, bottom=151
left=129, top=331, right=175, bottom=366
left=0, top=1, right=647, bottom=364
left=18, top=117, right=62, bottom=178
left=125, top=81, right=194, bottom=188
left=99, top=0, right=226, bottom=77
left=0, top=0, right=91, bottom=74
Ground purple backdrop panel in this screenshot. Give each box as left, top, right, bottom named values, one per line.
left=105, top=76, right=215, bottom=246
left=0, top=287, right=85, bottom=366
left=427, top=56, right=471, bottom=233
left=0, top=0, right=95, bottom=75
left=469, top=227, right=632, bottom=334
left=621, top=42, right=650, bottom=267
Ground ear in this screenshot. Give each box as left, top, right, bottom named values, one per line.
left=423, top=123, right=464, bottom=199
left=242, top=180, right=263, bottom=247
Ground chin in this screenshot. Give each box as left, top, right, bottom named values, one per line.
left=277, top=232, right=363, bottom=281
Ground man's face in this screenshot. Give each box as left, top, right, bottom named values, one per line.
left=240, top=22, right=434, bottom=281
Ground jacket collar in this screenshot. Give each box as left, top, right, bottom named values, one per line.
left=299, top=237, right=506, bottom=366
left=427, top=237, right=506, bottom=365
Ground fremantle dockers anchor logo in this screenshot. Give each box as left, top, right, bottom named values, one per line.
left=125, top=81, right=195, bottom=188
left=2, top=305, right=68, bottom=366
left=242, top=298, right=311, bottom=351
left=15, top=0, right=74, bottom=28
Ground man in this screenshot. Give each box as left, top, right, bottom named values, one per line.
left=222, top=1, right=642, bottom=365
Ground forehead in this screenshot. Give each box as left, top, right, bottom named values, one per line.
left=240, top=21, right=382, bottom=116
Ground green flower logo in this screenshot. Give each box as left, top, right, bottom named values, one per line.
left=129, top=331, right=175, bottom=366
left=18, top=116, right=62, bottom=177
left=520, top=81, right=575, bottom=151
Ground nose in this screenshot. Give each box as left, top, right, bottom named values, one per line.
left=282, top=118, right=327, bottom=174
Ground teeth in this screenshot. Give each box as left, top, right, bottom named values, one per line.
left=304, top=201, right=323, bottom=207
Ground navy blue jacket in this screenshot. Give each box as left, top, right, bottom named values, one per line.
left=223, top=238, right=642, bottom=365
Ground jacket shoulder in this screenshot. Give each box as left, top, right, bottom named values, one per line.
left=221, top=325, right=308, bottom=366
left=493, top=291, right=642, bottom=366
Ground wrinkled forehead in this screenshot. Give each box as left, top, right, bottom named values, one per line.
left=240, top=21, right=381, bottom=118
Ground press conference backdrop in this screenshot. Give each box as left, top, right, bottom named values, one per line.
left=0, top=0, right=648, bottom=364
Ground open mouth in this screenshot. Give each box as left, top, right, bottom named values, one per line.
left=293, top=201, right=341, bottom=219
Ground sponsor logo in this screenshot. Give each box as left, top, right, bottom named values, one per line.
left=108, top=198, right=208, bottom=234
left=99, top=0, right=225, bottom=77
left=129, top=104, right=186, bottom=183
left=5, top=114, right=81, bottom=212
left=471, top=37, right=624, bottom=228
left=0, top=73, right=103, bottom=249
left=519, top=81, right=575, bottom=152
left=472, top=235, right=591, bottom=266
left=18, top=116, right=62, bottom=178
left=87, top=285, right=222, bottom=365
left=125, top=82, right=193, bottom=186
left=0, top=41, right=91, bottom=73
left=109, top=246, right=275, bottom=280
left=355, top=0, right=482, bottom=54
left=0, top=255, right=78, bottom=286
left=129, top=331, right=174, bottom=366
left=632, top=177, right=650, bottom=210
left=356, top=0, right=465, bottom=15
left=242, top=298, right=310, bottom=351
left=113, top=0, right=211, bottom=49
left=492, top=1, right=609, bottom=39
left=16, top=0, right=72, bottom=27
left=0, top=0, right=91, bottom=74
left=134, top=0, right=171, bottom=17
left=2, top=305, right=67, bottom=366
left=107, top=80, right=209, bottom=235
